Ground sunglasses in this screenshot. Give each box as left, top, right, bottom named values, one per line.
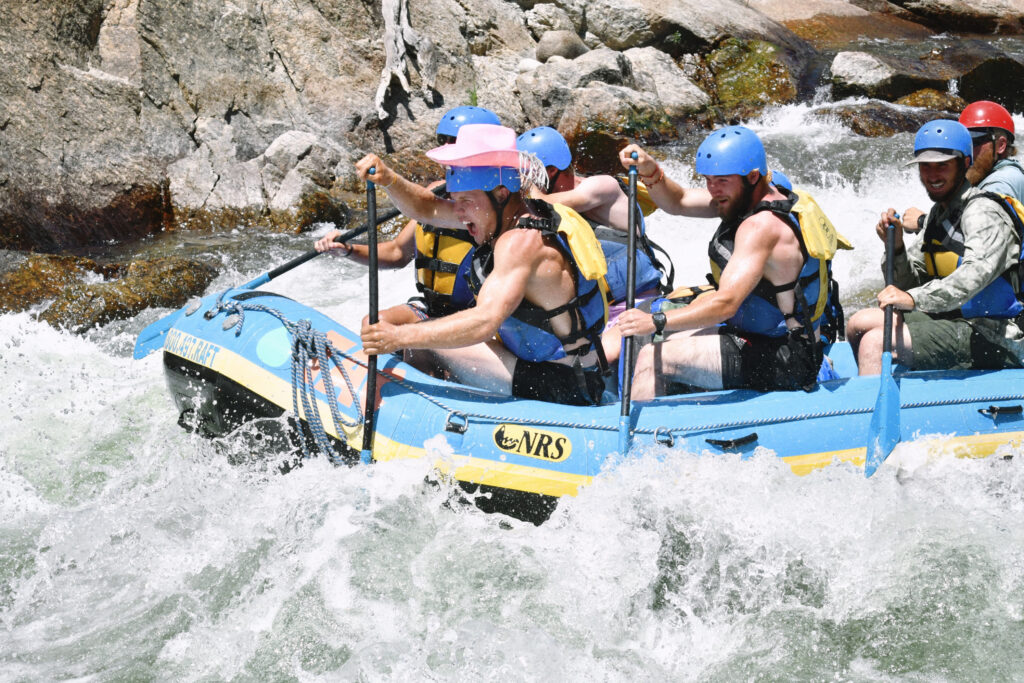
left=436, top=134, right=457, bottom=146
left=970, top=129, right=994, bottom=147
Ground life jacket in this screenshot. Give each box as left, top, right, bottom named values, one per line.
left=414, top=222, right=476, bottom=317
left=592, top=177, right=676, bottom=300
left=467, top=200, right=610, bottom=368
left=707, top=187, right=847, bottom=338
left=616, top=176, right=659, bottom=216
left=596, top=231, right=667, bottom=300
left=920, top=191, right=1024, bottom=319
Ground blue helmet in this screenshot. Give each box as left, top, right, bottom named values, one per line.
left=516, top=126, right=572, bottom=170
left=910, top=119, right=973, bottom=164
left=445, top=166, right=522, bottom=193
left=695, top=125, right=767, bottom=177
left=770, top=170, right=792, bottom=191
left=436, top=106, right=501, bottom=138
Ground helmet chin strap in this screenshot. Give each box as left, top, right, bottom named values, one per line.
left=548, top=168, right=563, bottom=192
left=485, top=188, right=513, bottom=245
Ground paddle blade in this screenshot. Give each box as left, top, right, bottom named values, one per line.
left=133, top=308, right=186, bottom=359
left=865, top=352, right=900, bottom=477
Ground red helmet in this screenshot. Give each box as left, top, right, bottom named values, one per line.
left=959, top=100, right=1015, bottom=136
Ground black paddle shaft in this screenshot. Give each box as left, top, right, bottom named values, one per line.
left=264, top=183, right=448, bottom=283
left=620, top=158, right=640, bottom=418
left=362, top=171, right=380, bottom=455
left=882, top=222, right=895, bottom=354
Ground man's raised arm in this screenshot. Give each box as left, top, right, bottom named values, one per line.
left=355, top=154, right=462, bottom=231
left=617, top=144, right=718, bottom=218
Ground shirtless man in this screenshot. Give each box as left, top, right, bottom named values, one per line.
left=614, top=126, right=833, bottom=398
left=314, top=106, right=499, bottom=325
left=356, top=123, right=610, bottom=405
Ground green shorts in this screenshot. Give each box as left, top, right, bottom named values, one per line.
left=904, top=310, right=1021, bottom=370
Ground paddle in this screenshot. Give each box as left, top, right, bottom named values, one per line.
left=618, top=152, right=639, bottom=455
left=132, top=206, right=404, bottom=360
left=361, top=168, right=380, bottom=464
left=865, top=220, right=901, bottom=477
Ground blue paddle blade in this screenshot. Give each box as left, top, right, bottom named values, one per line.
left=865, top=352, right=900, bottom=477
left=133, top=307, right=186, bottom=359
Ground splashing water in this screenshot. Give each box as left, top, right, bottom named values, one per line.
left=4, top=103, right=1024, bottom=679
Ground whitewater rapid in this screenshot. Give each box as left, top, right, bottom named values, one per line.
left=3, top=103, right=1024, bottom=680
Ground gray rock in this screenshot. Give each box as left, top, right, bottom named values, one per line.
left=525, top=4, right=577, bottom=38
left=830, top=51, right=952, bottom=100
left=471, top=55, right=529, bottom=133
left=554, top=0, right=811, bottom=62
left=624, top=47, right=710, bottom=116
left=270, top=168, right=318, bottom=212
left=958, top=55, right=1024, bottom=114
left=558, top=81, right=667, bottom=137
left=518, top=57, right=544, bottom=73
left=583, top=32, right=605, bottom=50
left=888, top=0, right=1024, bottom=34
left=207, top=160, right=265, bottom=211
left=536, top=30, right=590, bottom=63
left=516, top=48, right=636, bottom=125
left=167, top=149, right=217, bottom=210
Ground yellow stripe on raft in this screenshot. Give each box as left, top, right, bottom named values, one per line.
left=165, top=330, right=1024, bottom=496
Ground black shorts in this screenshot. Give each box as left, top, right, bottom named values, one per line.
left=719, top=327, right=821, bottom=392
left=512, top=359, right=604, bottom=405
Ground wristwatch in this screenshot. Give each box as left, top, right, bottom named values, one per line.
left=652, top=311, right=667, bottom=335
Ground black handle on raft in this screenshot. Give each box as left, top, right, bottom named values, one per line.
left=705, top=432, right=759, bottom=449
left=655, top=427, right=674, bottom=448
left=979, top=404, right=1024, bottom=417
left=445, top=412, right=468, bottom=434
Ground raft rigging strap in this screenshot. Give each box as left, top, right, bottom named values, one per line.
left=204, top=291, right=1024, bottom=454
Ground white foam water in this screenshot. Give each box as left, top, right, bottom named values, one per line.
left=4, top=102, right=1024, bottom=679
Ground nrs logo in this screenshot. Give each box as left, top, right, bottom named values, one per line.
left=492, top=425, right=571, bottom=462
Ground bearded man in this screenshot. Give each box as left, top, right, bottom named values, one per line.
left=614, top=126, right=835, bottom=397
left=847, top=119, right=1024, bottom=374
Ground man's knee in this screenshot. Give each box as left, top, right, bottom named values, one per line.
left=846, top=308, right=880, bottom=340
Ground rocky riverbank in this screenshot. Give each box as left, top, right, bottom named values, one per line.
left=1, top=0, right=1023, bottom=329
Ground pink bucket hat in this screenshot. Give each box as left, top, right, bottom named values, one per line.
left=426, top=123, right=521, bottom=168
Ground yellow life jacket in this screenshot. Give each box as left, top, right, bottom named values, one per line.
left=707, top=187, right=848, bottom=334
left=414, top=222, right=475, bottom=316
left=791, top=188, right=853, bottom=321
left=921, top=191, right=1024, bottom=319
left=924, top=192, right=1024, bottom=276
left=550, top=203, right=608, bottom=278
left=615, top=176, right=658, bottom=216
left=468, top=200, right=610, bottom=367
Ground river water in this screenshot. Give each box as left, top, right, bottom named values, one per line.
left=4, top=102, right=1024, bottom=680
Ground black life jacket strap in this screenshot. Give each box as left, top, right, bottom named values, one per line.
left=414, top=256, right=460, bottom=274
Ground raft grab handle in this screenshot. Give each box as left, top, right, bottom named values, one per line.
left=978, top=404, right=1023, bottom=418
left=705, top=432, right=758, bottom=450
left=445, top=412, right=469, bottom=434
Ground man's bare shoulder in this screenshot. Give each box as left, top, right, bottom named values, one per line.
left=737, top=208, right=793, bottom=244
left=493, top=227, right=548, bottom=261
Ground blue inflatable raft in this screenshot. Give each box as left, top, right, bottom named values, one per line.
left=161, top=288, right=1024, bottom=520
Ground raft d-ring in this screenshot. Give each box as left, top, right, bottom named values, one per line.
left=655, top=427, right=674, bottom=448
left=445, top=412, right=468, bottom=434
left=185, top=298, right=202, bottom=316
left=222, top=314, right=240, bottom=331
